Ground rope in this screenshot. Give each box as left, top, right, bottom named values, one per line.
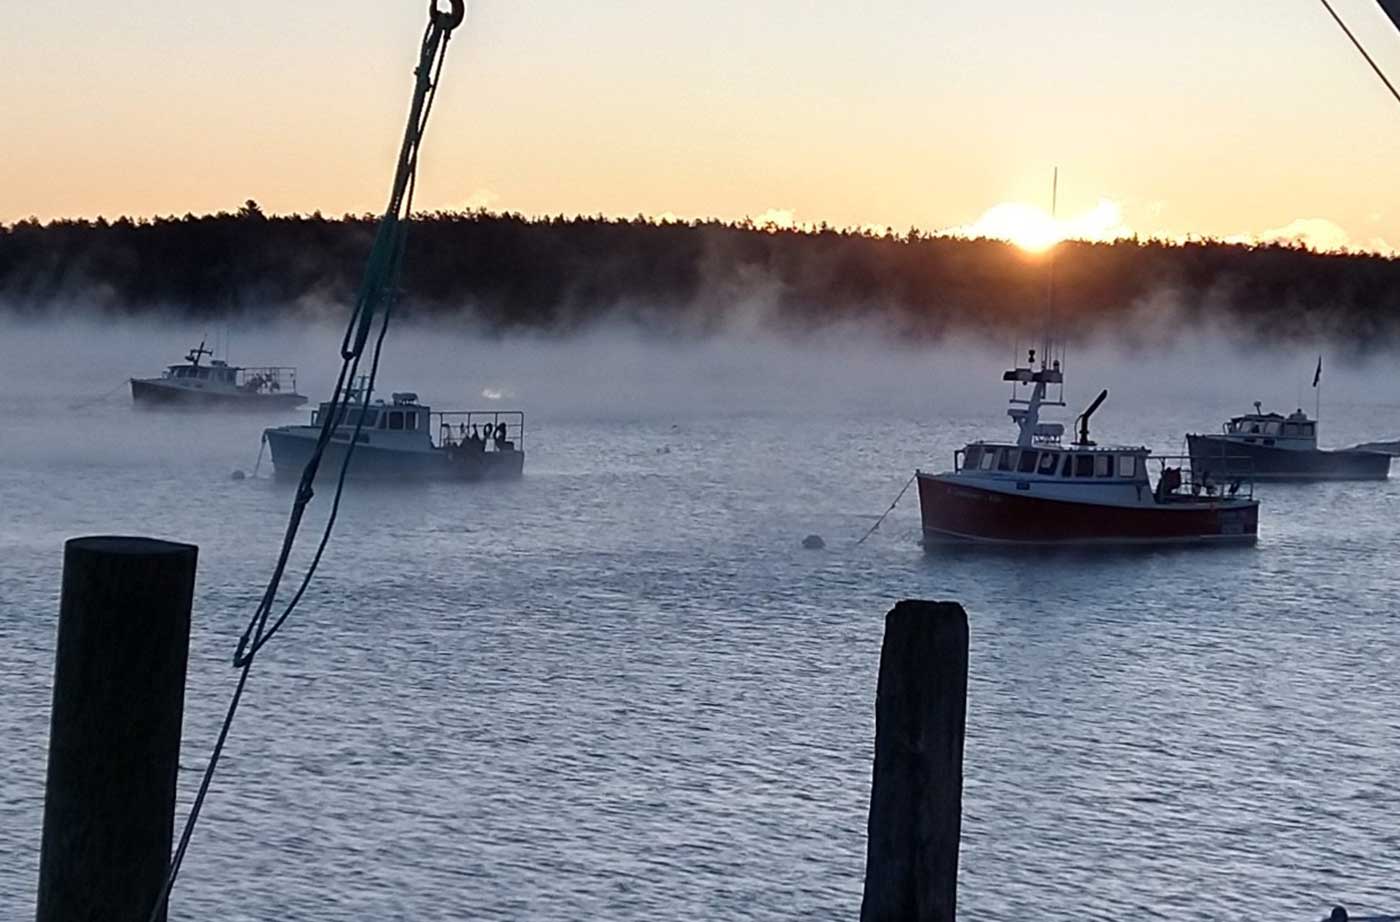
left=1317, top=0, right=1400, bottom=107
left=145, top=6, right=462, bottom=919
left=855, top=473, right=918, bottom=546
left=67, top=379, right=129, bottom=410
left=250, top=433, right=267, bottom=479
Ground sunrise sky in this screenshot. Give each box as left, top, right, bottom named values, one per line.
left=5, top=0, right=1400, bottom=250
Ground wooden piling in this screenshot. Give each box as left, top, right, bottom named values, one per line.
left=860, top=600, right=969, bottom=922
left=36, top=536, right=197, bottom=922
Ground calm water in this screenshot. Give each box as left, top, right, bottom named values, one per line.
left=2, top=322, right=1398, bottom=920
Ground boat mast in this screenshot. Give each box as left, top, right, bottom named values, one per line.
left=1044, top=166, right=1058, bottom=373
left=1005, top=169, right=1067, bottom=449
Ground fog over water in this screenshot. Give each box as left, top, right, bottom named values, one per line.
left=2, top=316, right=1398, bottom=920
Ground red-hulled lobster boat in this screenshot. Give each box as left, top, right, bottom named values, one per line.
left=917, top=352, right=1259, bottom=546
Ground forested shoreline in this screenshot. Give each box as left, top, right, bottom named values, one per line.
left=4, top=202, right=1398, bottom=346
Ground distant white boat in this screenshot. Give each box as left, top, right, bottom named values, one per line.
left=263, top=382, right=524, bottom=481
left=130, top=341, right=306, bottom=409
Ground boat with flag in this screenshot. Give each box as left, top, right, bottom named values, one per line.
left=1187, top=403, right=1390, bottom=482
left=916, top=350, right=1259, bottom=546
left=1187, top=358, right=1390, bottom=481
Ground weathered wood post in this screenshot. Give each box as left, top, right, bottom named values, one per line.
left=36, top=536, right=197, bottom=922
left=860, top=600, right=969, bottom=922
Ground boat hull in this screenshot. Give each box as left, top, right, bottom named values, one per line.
left=917, top=473, right=1258, bottom=546
left=1187, top=434, right=1390, bottom=481
left=264, top=428, right=523, bottom=481
left=131, top=378, right=307, bottom=409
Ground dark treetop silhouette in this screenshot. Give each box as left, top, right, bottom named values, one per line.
left=3, top=206, right=1399, bottom=347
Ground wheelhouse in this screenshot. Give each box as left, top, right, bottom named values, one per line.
left=164, top=361, right=237, bottom=385
left=955, top=443, right=1150, bottom=482
left=310, top=392, right=429, bottom=434
left=1224, top=407, right=1316, bottom=446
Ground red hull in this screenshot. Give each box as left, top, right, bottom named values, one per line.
left=917, top=473, right=1257, bottom=546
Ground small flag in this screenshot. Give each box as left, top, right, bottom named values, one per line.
left=1313, top=355, right=1322, bottom=388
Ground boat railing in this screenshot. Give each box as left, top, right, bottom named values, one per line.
left=434, top=410, right=525, bottom=451
left=1151, top=453, right=1254, bottom=501
left=237, top=366, right=298, bottom=394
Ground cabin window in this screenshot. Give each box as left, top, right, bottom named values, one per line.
left=1038, top=452, right=1059, bottom=475
left=1094, top=454, right=1113, bottom=477
left=389, top=411, right=404, bottom=430
left=1074, top=454, right=1094, bottom=477
left=1303, top=423, right=1315, bottom=438
left=196, top=368, right=210, bottom=380
left=1283, top=423, right=1299, bottom=437
left=1018, top=451, right=1039, bottom=474
left=998, top=449, right=1017, bottom=472
left=1264, top=421, right=1281, bottom=435
left=1060, top=454, right=1074, bottom=477
left=406, top=411, right=418, bottom=431
left=979, top=449, right=997, bottom=471
left=1117, top=455, right=1138, bottom=478
left=311, top=410, right=320, bottom=425
left=962, top=446, right=982, bottom=470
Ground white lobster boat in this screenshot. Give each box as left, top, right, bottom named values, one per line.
left=263, top=384, right=524, bottom=481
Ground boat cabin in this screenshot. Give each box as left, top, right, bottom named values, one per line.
left=956, top=442, right=1150, bottom=483
left=310, top=392, right=430, bottom=443
left=158, top=347, right=297, bottom=395
left=164, top=359, right=239, bottom=386
left=1222, top=403, right=1316, bottom=449
left=308, top=391, right=525, bottom=451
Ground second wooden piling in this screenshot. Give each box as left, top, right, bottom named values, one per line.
left=860, top=599, right=969, bottom=922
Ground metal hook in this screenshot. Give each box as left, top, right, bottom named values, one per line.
left=431, top=0, right=466, bottom=31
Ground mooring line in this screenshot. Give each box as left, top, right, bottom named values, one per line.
left=855, top=473, right=917, bottom=546
left=67, top=379, right=129, bottom=410
left=250, top=433, right=267, bottom=479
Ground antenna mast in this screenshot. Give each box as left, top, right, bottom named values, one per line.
left=1044, top=166, right=1058, bottom=370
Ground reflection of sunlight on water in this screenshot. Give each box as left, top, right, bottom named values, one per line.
left=481, top=387, right=513, bottom=401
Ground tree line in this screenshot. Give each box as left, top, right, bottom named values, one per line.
left=3, top=201, right=1398, bottom=346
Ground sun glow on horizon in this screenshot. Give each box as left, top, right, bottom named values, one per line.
left=955, top=199, right=1133, bottom=252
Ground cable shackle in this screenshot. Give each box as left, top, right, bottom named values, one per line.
left=432, top=0, right=465, bottom=32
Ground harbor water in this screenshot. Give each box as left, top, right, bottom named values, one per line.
left=2, top=320, right=1398, bottom=920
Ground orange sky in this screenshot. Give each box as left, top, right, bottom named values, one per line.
left=5, top=0, right=1400, bottom=251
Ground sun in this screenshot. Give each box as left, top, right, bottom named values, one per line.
left=962, top=202, right=1062, bottom=253
left=954, top=198, right=1133, bottom=252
